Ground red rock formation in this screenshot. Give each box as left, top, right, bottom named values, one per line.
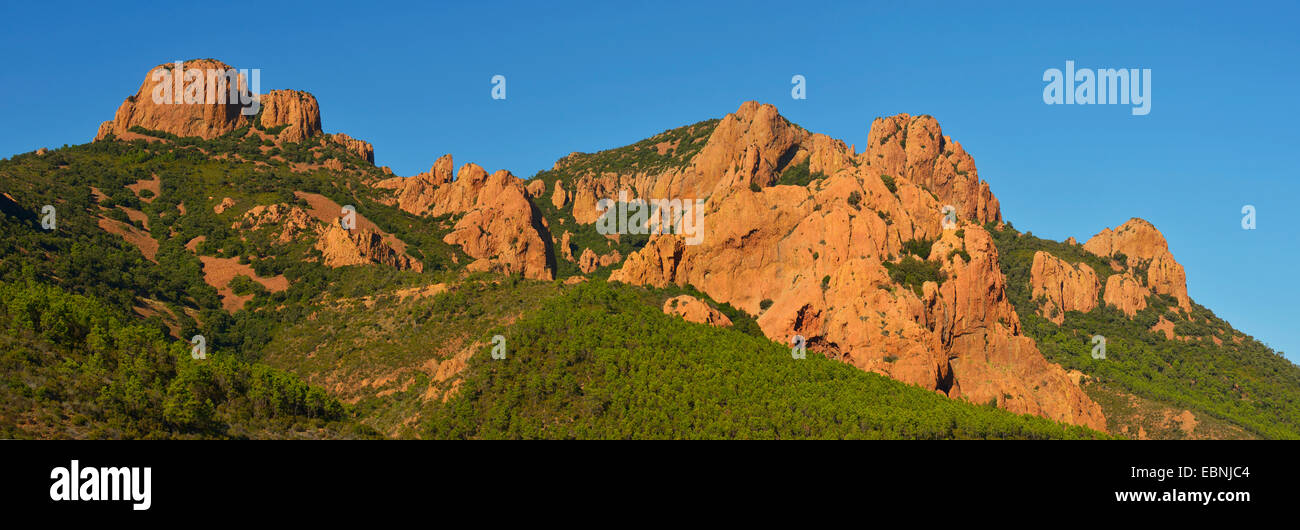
left=557, top=231, right=576, bottom=262
left=566, top=102, right=852, bottom=225
left=1029, top=251, right=1100, bottom=324
left=375, top=154, right=455, bottom=215
left=578, top=247, right=622, bottom=274
left=1083, top=218, right=1190, bottom=310
left=331, top=133, right=374, bottom=164
left=609, top=168, right=1104, bottom=430
left=443, top=174, right=553, bottom=280
left=551, top=181, right=569, bottom=209
left=231, top=201, right=421, bottom=272
left=95, top=59, right=255, bottom=141
left=213, top=197, right=236, bottom=214
left=606, top=104, right=1103, bottom=430
left=317, top=224, right=422, bottom=272
left=1103, top=272, right=1149, bottom=316
left=662, top=295, right=732, bottom=327
left=526, top=179, right=546, bottom=198
left=375, top=155, right=554, bottom=280
left=232, top=203, right=317, bottom=243
left=860, top=114, right=1001, bottom=225
left=260, top=89, right=322, bottom=143
left=96, top=59, right=377, bottom=167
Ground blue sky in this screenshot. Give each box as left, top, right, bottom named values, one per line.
left=2, top=1, right=1296, bottom=360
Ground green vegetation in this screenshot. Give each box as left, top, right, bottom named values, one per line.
left=880, top=174, right=897, bottom=193
left=0, top=278, right=365, bottom=439
left=883, top=256, right=944, bottom=296
left=900, top=237, right=935, bottom=259
left=543, top=119, right=718, bottom=178
left=990, top=225, right=1300, bottom=439
left=422, top=281, right=1108, bottom=439
left=775, top=158, right=825, bottom=187
left=228, top=275, right=266, bottom=296
left=0, top=128, right=462, bottom=438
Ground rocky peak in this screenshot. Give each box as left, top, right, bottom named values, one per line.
left=259, top=89, right=322, bottom=143
left=1083, top=218, right=1190, bottom=310
left=373, top=155, right=554, bottom=280
left=688, top=101, right=808, bottom=193
left=96, top=59, right=376, bottom=166
left=861, top=114, right=1001, bottom=224
left=608, top=161, right=1105, bottom=430
left=95, top=59, right=255, bottom=141
left=329, top=133, right=374, bottom=164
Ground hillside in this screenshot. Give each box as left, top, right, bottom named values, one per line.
left=1, top=58, right=1296, bottom=439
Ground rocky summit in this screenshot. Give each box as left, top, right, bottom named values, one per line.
left=1, top=58, right=1296, bottom=441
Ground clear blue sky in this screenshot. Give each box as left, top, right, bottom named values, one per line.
left=2, top=1, right=1296, bottom=361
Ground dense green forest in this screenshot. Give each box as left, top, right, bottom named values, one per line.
left=0, top=278, right=370, bottom=438
left=989, top=224, right=1300, bottom=439
left=422, top=281, right=1109, bottom=439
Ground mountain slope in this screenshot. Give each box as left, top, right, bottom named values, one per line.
left=2, top=58, right=1296, bottom=439
left=992, top=224, right=1300, bottom=439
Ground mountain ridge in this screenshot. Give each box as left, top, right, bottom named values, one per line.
left=2, top=58, right=1294, bottom=439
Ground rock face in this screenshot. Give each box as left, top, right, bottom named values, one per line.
left=1029, top=251, right=1099, bottom=324
left=526, top=179, right=546, bottom=198
left=376, top=154, right=553, bottom=280
left=1083, top=218, right=1190, bottom=311
left=551, top=181, right=568, bottom=209
left=566, top=101, right=854, bottom=225
left=444, top=173, right=553, bottom=280
left=860, top=114, right=1001, bottom=225
left=662, top=295, right=732, bottom=327
left=97, top=59, right=377, bottom=163
left=578, top=248, right=621, bottom=274
left=1103, top=272, right=1149, bottom=316
left=375, top=154, right=455, bottom=215
left=95, top=59, right=255, bottom=141
left=331, top=133, right=374, bottom=164
left=259, top=89, right=322, bottom=143
left=317, top=225, right=422, bottom=272
left=232, top=203, right=316, bottom=243
left=605, top=104, right=1103, bottom=430
left=230, top=202, right=421, bottom=272
left=213, top=197, right=236, bottom=214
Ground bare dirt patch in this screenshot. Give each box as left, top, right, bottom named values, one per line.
left=198, top=255, right=290, bottom=312
left=97, top=215, right=158, bottom=262
left=127, top=175, right=160, bottom=203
